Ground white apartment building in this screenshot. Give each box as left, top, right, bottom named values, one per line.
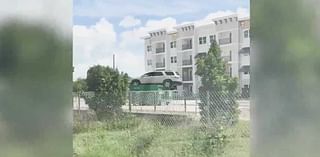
left=144, top=14, right=250, bottom=94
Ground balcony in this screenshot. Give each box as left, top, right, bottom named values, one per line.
left=156, top=62, right=165, bottom=68
left=222, top=56, right=231, bottom=62
left=156, top=47, right=165, bottom=53
left=239, top=65, right=250, bottom=73
left=182, top=76, right=193, bottom=81
left=219, top=38, right=231, bottom=45
left=182, top=59, right=192, bottom=66
left=182, top=44, right=192, bottom=50
left=182, top=67, right=193, bottom=81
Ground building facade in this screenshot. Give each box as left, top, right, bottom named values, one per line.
left=144, top=14, right=250, bottom=94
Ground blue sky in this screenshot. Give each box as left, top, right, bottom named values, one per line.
left=73, top=0, right=249, bottom=80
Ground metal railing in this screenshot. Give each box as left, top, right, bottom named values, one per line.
left=156, top=47, right=165, bottom=53
left=182, top=44, right=192, bottom=50
left=182, top=59, right=192, bottom=65
left=219, top=38, right=231, bottom=45
left=182, top=76, right=193, bottom=81
left=156, top=62, right=165, bottom=68
left=222, top=56, right=231, bottom=62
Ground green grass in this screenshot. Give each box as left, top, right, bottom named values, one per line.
left=73, top=117, right=249, bottom=157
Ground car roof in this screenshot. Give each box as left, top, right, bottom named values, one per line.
left=143, top=71, right=178, bottom=75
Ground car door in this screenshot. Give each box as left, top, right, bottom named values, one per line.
left=140, top=72, right=152, bottom=84
left=151, top=72, right=164, bottom=84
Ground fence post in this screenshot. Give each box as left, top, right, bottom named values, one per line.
left=128, top=92, right=131, bottom=112
left=78, top=92, right=81, bottom=115
left=195, top=94, right=198, bottom=114
left=184, top=92, right=187, bottom=113
left=154, top=92, right=157, bottom=112
left=206, top=90, right=210, bottom=125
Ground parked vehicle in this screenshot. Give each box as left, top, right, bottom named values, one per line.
left=131, top=71, right=182, bottom=89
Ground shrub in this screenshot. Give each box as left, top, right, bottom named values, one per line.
left=84, top=65, right=129, bottom=120
left=191, top=124, right=228, bottom=157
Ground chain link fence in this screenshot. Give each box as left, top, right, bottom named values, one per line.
left=73, top=90, right=250, bottom=157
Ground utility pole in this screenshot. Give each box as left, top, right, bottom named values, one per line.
left=113, top=54, right=115, bottom=69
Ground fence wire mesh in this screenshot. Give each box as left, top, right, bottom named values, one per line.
left=73, top=90, right=250, bottom=157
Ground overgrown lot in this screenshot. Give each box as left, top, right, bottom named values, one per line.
left=73, top=115, right=249, bottom=157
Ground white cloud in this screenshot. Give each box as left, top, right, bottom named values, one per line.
left=73, top=18, right=117, bottom=79
left=119, top=16, right=141, bottom=28
left=73, top=17, right=179, bottom=80
left=194, top=7, right=250, bottom=26
left=236, top=7, right=250, bottom=18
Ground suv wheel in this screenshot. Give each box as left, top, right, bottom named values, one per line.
left=131, top=80, right=140, bottom=86
left=163, top=80, right=172, bottom=89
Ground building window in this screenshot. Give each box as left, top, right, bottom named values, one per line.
left=229, top=51, right=232, bottom=61
left=209, top=35, right=216, bottom=44
left=170, top=41, right=176, bottom=48
left=244, top=71, right=249, bottom=75
left=199, top=37, right=207, bottom=45
left=147, top=60, right=152, bottom=66
left=171, top=56, right=177, bottom=63
left=244, top=30, right=249, bottom=38
left=230, top=67, right=232, bottom=77
left=147, top=45, right=152, bottom=52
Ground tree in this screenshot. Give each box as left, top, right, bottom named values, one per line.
left=73, top=78, right=88, bottom=93
left=196, top=40, right=239, bottom=125
left=85, top=65, right=129, bottom=119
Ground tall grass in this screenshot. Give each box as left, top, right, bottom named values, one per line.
left=73, top=115, right=249, bottom=157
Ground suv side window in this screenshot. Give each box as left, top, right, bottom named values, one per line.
left=153, top=72, right=164, bottom=76
left=143, top=72, right=153, bottom=77
left=165, top=72, right=174, bottom=76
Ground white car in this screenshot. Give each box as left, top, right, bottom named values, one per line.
left=131, top=71, right=182, bottom=89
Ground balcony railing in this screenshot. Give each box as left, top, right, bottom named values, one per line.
left=182, top=76, right=193, bottom=81
left=182, top=59, right=192, bottom=66
left=156, top=62, right=165, bottom=68
left=222, top=56, right=231, bottom=62
left=156, top=47, right=165, bottom=53
left=219, top=38, right=231, bottom=45
left=182, top=44, right=192, bottom=50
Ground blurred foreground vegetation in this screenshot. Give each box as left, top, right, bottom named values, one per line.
left=0, top=20, right=72, bottom=157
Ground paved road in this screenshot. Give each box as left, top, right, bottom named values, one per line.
left=73, top=97, right=250, bottom=121
left=122, top=100, right=250, bottom=121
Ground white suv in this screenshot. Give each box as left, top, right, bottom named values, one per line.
left=131, top=71, right=182, bottom=89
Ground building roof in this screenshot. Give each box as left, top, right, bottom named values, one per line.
left=174, top=22, right=195, bottom=29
